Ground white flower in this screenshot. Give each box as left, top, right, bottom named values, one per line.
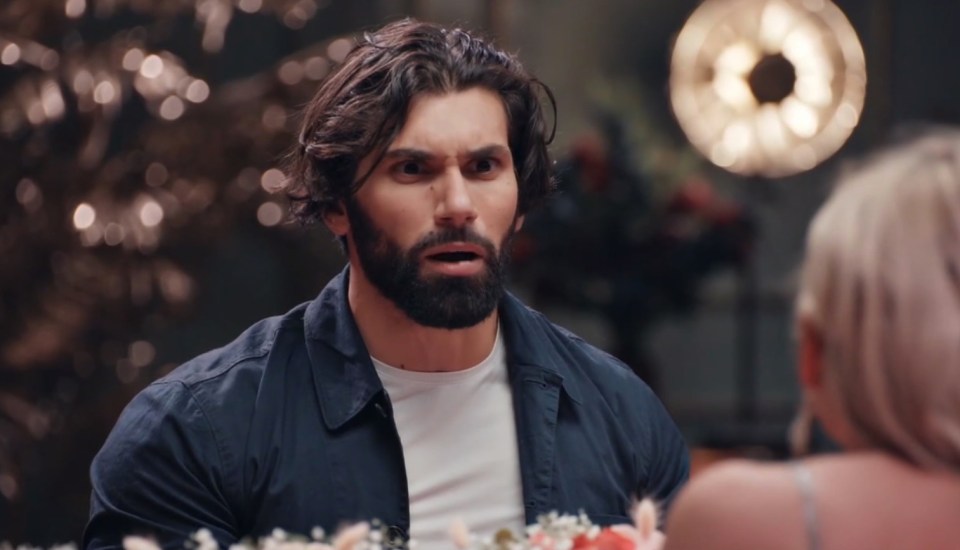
left=331, top=522, right=370, bottom=550
left=121, top=536, right=161, bottom=550
left=190, top=528, right=218, bottom=550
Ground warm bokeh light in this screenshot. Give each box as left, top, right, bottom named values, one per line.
left=669, top=0, right=867, bottom=177
left=158, top=95, right=185, bottom=120
left=261, top=104, right=287, bottom=131
left=238, top=0, right=264, bottom=13
left=15, top=178, right=43, bottom=212
left=260, top=168, right=287, bottom=192
left=0, top=473, right=18, bottom=500
left=145, top=162, right=169, bottom=186
left=72, top=203, right=96, bottom=230
left=138, top=199, right=164, bottom=227
left=64, top=0, right=87, bottom=18
left=40, top=81, right=65, bottom=119
left=122, top=48, right=145, bottom=71
left=257, top=202, right=284, bottom=226
left=72, top=70, right=95, bottom=94
left=1, top=43, right=21, bottom=65
left=128, top=340, right=156, bottom=368
left=39, top=50, right=59, bottom=71
left=184, top=79, right=210, bottom=103
left=139, top=55, right=164, bottom=79
left=0, top=0, right=335, bottom=524
left=304, top=56, right=330, bottom=80
left=327, top=38, right=354, bottom=63
left=93, top=81, right=117, bottom=105
left=278, top=61, right=304, bottom=85
left=103, top=222, right=126, bottom=246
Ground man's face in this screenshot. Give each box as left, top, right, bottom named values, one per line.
left=339, top=88, right=523, bottom=329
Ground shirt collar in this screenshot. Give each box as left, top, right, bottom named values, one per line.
left=497, top=291, right=584, bottom=405
left=302, top=266, right=583, bottom=430
left=304, top=267, right=383, bottom=430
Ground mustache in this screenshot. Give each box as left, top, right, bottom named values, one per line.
left=408, top=227, right=498, bottom=258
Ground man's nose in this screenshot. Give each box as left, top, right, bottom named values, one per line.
left=434, top=168, right=477, bottom=227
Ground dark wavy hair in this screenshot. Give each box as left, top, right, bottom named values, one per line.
left=286, top=18, right=557, bottom=224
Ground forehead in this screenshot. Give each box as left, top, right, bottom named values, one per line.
left=388, top=88, right=510, bottom=151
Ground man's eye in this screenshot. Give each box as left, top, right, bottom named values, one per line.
left=391, top=161, right=428, bottom=180
left=472, top=158, right=498, bottom=173
left=398, top=161, right=422, bottom=175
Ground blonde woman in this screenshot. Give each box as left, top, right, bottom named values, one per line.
left=664, top=128, right=960, bottom=550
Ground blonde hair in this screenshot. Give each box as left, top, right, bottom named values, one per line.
left=797, top=127, right=960, bottom=471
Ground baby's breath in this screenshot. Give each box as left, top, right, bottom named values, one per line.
left=5, top=499, right=661, bottom=550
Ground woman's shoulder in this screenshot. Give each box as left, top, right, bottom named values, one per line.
left=663, top=458, right=807, bottom=550
left=664, top=453, right=960, bottom=550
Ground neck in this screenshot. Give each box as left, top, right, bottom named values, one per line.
left=347, top=264, right=500, bottom=373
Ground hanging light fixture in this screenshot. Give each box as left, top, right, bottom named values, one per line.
left=669, top=0, right=867, bottom=177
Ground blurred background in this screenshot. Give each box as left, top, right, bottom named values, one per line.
left=1, top=0, right=958, bottom=543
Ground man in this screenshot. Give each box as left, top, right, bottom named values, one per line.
left=84, top=19, right=689, bottom=550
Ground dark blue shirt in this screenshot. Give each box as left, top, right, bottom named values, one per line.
left=84, top=269, right=689, bottom=548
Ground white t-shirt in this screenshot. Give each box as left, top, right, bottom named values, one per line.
left=372, top=329, right=525, bottom=550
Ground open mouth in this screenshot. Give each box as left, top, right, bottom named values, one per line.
left=426, top=251, right=481, bottom=263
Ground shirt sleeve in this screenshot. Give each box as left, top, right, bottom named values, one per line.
left=83, top=380, right=240, bottom=549
left=640, top=391, right=691, bottom=523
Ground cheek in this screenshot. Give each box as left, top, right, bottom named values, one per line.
left=372, top=203, right=436, bottom=249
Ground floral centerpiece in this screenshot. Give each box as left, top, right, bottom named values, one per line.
left=116, top=499, right=662, bottom=550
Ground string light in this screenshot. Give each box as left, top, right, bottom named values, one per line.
left=145, top=162, right=169, bottom=186
left=304, top=56, right=330, bottom=80
left=128, top=340, right=156, bottom=368
left=138, top=199, right=164, bottom=227
left=15, top=179, right=43, bottom=212
left=260, top=168, right=287, bottom=192
left=121, top=48, right=142, bottom=70
left=73, top=203, right=97, bottom=230
left=326, top=38, right=354, bottom=63
left=1, top=43, right=21, bottom=65
left=64, top=0, right=87, bottom=18
left=261, top=104, right=287, bottom=131
left=103, top=222, right=126, bottom=246
left=139, top=54, right=164, bottom=78
left=256, top=202, right=284, bottom=226
left=238, top=0, right=264, bottom=13
left=280, top=60, right=306, bottom=85
left=93, top=81, right=117, bottom=104
left=0, top=0, right=344, bottom=505
left=158, top=95, right=185, bottom=120
left=184, top=79, right=210, bottom=103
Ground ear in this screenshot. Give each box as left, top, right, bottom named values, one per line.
left=323, top=202, right=350, bottom=237
left=513, top=214, right=525, bottom=232
left=798, top=318, right=825, bottom=389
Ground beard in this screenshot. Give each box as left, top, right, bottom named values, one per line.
left=345, top=198, right=515, bottom=329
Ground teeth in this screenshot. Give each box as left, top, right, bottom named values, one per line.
left=429, top=251, right=477, bottom=262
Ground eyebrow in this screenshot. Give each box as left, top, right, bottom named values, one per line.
left=382, top=144, right=511, bottom=162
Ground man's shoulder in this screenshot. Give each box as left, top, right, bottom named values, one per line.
left=105, top=300, right=317, bottom=461
left=502, top=295, right=650, bottom=397
left=159, top=301, right=312, bottom=392
left=553, top=324, right=642, bottom=388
